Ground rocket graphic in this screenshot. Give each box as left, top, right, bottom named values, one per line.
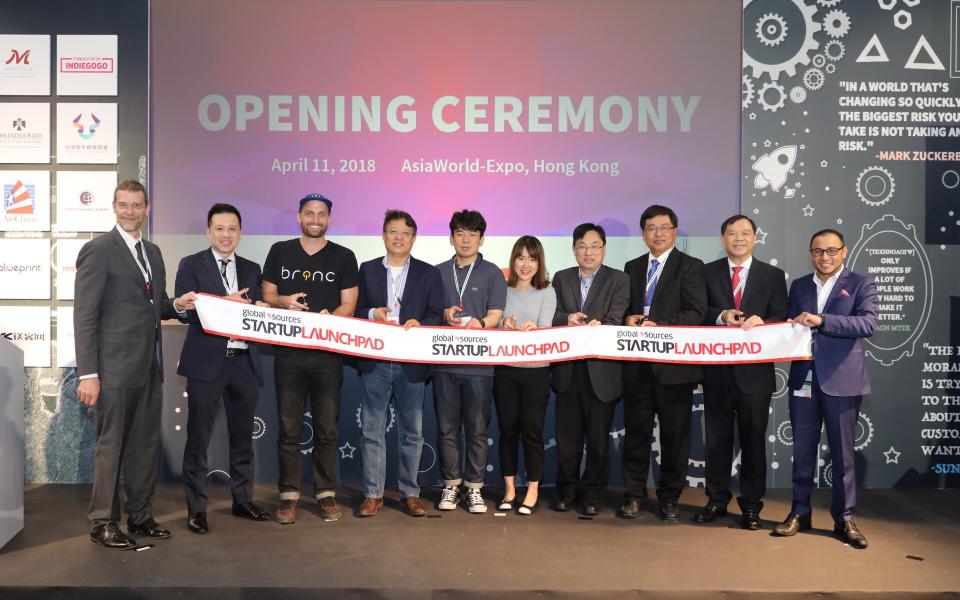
left=752, top=145, right=797, bottom=192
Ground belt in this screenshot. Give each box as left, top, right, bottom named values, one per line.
left=225, top=348, right=248, bottom=358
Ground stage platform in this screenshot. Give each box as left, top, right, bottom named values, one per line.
left=1, top=484, right=958, bottom=599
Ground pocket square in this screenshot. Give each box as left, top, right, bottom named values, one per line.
left=837, top=289, right=850, bottom=298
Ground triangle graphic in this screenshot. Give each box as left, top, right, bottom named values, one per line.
left=905, top=35, right=945, bottom=70
left=856, top=34, right=889, bottom=63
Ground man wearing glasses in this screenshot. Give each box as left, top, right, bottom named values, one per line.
left=620, top=205, right=706, bottom=523
left=550, top=223, right=629, bottom=515
left=773, top=229, right=877, bottom=549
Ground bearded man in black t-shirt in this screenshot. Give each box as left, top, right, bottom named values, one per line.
left=261, top=193, right=359, bottom=525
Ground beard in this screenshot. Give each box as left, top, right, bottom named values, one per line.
left=301, top=223, right=327, bottom=238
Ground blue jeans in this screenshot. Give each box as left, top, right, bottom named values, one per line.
left=360, top=362, right=426, bottom=499
left=433, top=371, right=493, bottom=489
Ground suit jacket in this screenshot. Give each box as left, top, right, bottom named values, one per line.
left=551, top=264, right=630, bottom=402
left=624, top=248, right=707, bottom=385
left=74, top=227, right=178, bottom=388
left=355, top=256, right=445, bottom=383
left=702, top=257, right=789, bottom=394
left=175, top=249, right=264, bottom=384
left=787, top=267, right=878, bottom=397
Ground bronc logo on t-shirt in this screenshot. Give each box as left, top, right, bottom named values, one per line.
left=281, top=265, right=335, bottom=282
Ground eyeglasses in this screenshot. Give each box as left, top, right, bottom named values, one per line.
left=574, top=243, right=604, bottom=253
left=644, top=225, right=676, bottom=234
left=810, top=246, right=844, bottom=257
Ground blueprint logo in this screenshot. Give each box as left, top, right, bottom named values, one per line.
left=72, top=112, right=100, bottom=140
left=3, top=180, right=34, bottom=214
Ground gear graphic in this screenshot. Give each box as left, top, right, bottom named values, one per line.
left=300, top=411, right=314, bottom=455
left=812, top=53, right=827, bottom=68
left=758, top=81, right=786, bottom=112
left=826, top=63, right=836, bottom=74
left=756, top=12, right=789, bottom=47
left=817, top=0, right=842, bottom=6
left=686, top=399, right=706, bottom=488
left=855, top=165, right=895, bottom=206
left=776, top=420, right=794, bottom=446
left=822, top=462, right=834, bottom=487
left=855, top=412, right=874, bottom=451
left=743, top=0, right=822, bottom=81
left=825, top=40, right=845, bottom=61
left=803, top=67, right=825, bottom=90
left=789, top=85, right=807, bottom=103
left=356, top=404, right=396, bottom=433
left=742, top=74, right=756, bottom=110
left=824, top=9, right=851, bottom=38
left=252, top=416, right=266, bottom=440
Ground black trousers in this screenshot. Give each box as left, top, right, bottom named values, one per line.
left=182, top=353, right=259, bottom=515
left=88, top=361, right=163, bottom=524
left=555, top=362, right=617, bottom=505
left=493, top=365, right=549, bottom=482
left=622, top=367, right=695, bottom=503
left=275, top=348, right=343, bottom=499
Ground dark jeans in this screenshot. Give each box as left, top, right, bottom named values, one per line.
left=555, top=362, right=617, bottom=505
left=182, top=353, right=259, bottom=515
left=433, top=371, right=493, bottom=488
left=494, top=366, right=549, bottom=482
left=622, top=368, right=695, bottom=503
left=275, top=348, right=342, bottom=500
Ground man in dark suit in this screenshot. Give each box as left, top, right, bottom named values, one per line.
left=75, top=180, right=196, bottom=549
left=551, top=223, right=629, bottom=515
left=175, top=203, right=271, bottom=534
left=621, top=205, right=706, bottom=523
left=354, top=210, right=445, bottom=518
left=773, top=229, right=877, bottom=549
left=693, top=214, right=788, bottom=529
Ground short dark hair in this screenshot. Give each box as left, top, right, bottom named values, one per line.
left=810, top=228, right=845, bottom=248
left=507, top=235, right=550, bottom=290
left=207, top=203, right=242, bottom=228
left=572, top=222, right=606, bottom=246
left=640, top=205, right=678, bottom=229
left=449, top=209, right=486, bottom=235
left=383, top=209, right=417, bottom=235
left=720, top=214, right=756, bottom=234
left=114, top=179, right=147, bottom=205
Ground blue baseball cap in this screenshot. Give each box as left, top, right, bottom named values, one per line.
left=299, top=193, right=332, bottom=211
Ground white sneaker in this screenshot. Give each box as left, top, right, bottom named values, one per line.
left=438, top=486, right=461, bottom=510
left=466, top=488, right=487, bottom=514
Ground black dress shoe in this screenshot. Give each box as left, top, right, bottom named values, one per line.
left=692, top=503, right=727, bottom=524
left=552, top=499, right=572, bottom=512
left=232, top=502, right=270, bottom=521
left=90, top=522, right=137, bottom=549
left=581, top=504, right=600, bottom=517
left=188, top=512, right=208, bottom=534
left=659, top=502, right=680, bottom=523
left=619, top=496, right=641, bottom=519
left=772, top=512, right=812, bottom=536
left=834, top=520, right=868, bottom=549
left=127, top=518, right=171, bottom=539
left=741, top=510, right=762, bottom=530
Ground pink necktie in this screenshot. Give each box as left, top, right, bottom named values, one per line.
left=732, top=266, right=743, bottom=311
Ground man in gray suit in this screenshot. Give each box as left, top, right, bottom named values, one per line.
left=551, top=223, right=629, bottom=515
left=75, top=180, right=196, bottom=549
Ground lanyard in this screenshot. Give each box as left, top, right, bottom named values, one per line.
left=388, top=260, right=410, bottom=308
left=645, top=257, right=666, bottom=292
left=452, top=256, right=477, bottom=307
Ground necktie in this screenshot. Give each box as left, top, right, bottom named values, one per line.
left=732, top=265, right=744, bottom=311
left=645, top=258, right=659, bottom=306
left=220, top=258, right=231, bottom=291
left=135, top=241, right=152, bottom=296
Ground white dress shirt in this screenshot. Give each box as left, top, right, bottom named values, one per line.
left=815, top=266, right=844, bottom=313
left=212, top=249, right=248, bottom=350
left=716, top=255, right=753, bottom=324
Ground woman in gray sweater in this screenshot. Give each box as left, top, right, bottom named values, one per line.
left=495, top=236, right=556, bottom=515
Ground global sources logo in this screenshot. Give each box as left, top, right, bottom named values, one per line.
left=60, top=55, right=114, bottom=73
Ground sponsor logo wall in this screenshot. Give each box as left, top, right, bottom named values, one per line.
left=0, top=103, right=50, bottom=163
left=55, top=103, right=118, bottom=164
left=0, top=35, right=51, bottom=95
left=0, top=306, right=50, bottom=367
left=56, top=35, right=117, bottom=96
left=0, top=170, right=50, bottom=231
left=54, top=171, right=116, bottom=231
left=0, top=238, right=50, bottom=299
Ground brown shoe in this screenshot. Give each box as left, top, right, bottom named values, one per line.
left=275, top=499, right=297, bottom=525
left=318, top=496, right=342, bottom=522
left=357, top=497, right=383, bottom=518
left=402, top=496, right=428, bottom=517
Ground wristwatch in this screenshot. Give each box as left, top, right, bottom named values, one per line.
left=817, top=313, right=825, bottom=329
